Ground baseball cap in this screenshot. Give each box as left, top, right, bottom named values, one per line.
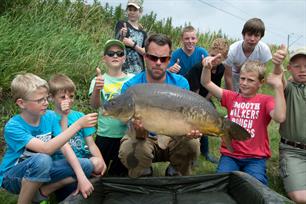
left=103, top=39, right=125, bottom=54
left=127, top=0, right=142, bottom=9
left=289, top=47, right=306, bottom=62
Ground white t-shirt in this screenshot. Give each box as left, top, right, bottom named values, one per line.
left=224, top=40, right=272, bottom=91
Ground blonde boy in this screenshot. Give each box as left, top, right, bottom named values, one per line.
left=201, top=58, right=286, bottom=185
left=48, top=74, right=106, bottom=202
left=0, top=73, right=97, bottom=204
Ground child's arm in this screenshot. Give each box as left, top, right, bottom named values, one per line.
left=266, top=72, right=286, bottom=123
left=201, top=54, right=224, bottom=99
left=224, top=64, right=233, bottom=90
left=272, top=44, right=288, bottom=87
left=61, top=144, right=94, bottom=199
left=85, top=136, right=107, bottom=176
left=90, top=68, right=104, bottom=109
left=26, top=113, right=98, bottom=154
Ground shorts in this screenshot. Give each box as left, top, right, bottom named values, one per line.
left=279, top=143, right=306, bottom=192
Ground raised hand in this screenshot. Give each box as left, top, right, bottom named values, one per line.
left=120, top=22, right=128, bottom=38
left=94, top=67, right=104, bottom=91
left=60, top=99, right=71, bottom=115
left=202, top=53, right=222, bottom=70
left=168, top=59, right=181, bottom=73
left=272, top=44, right=287, bottom=66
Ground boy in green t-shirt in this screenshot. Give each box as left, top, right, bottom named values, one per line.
left=89, top=39, right=134, bottom=176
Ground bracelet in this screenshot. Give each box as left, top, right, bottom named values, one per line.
left=132, top=41, right=137, bottom=49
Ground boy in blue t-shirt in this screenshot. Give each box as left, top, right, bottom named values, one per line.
left=0, top=73, right=97, bottom=203
left=48, top=74, right=106, bottom=202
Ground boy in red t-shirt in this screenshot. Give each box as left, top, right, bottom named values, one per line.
left=201, top=57, right=286, bottom=185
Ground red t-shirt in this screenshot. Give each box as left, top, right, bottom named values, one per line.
left=221, top=90, right=275, bottom=159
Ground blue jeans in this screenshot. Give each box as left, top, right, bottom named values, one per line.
left=2, top=153, right=93, bottom=194
left=217, top=155, right=267, bottom=185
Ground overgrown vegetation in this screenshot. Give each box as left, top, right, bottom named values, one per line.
left=0, top=0, right=287, bottom=203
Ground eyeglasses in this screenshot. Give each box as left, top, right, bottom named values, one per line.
left=290, top=64, right=306, bottom=70
left=25, top=96, right=50, bottom=104
left=146, top=53, right=171, bottom=63
left=105, top=51, right=125, bottom=57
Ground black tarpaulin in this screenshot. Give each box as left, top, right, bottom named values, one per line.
left=60, top=171, right=293, bottom=204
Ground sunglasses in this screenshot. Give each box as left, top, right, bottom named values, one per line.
left=105, top=51, right=125, bottom=57
left=146, top=53, right=171, bottom=63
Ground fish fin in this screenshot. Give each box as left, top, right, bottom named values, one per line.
left=157, top=135, right=171, bottom=150
left=223, top=132, right=233, bottom=152
left=223, top=119, right=251, bottom=141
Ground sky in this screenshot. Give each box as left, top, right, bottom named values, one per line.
left=98, top=0, right=306, bottom=51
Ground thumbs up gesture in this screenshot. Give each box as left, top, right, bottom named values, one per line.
left=120, top=22, right=128, bottom=38
left=94, top=67, right=104, bottom=91
left=168, top=58, right=181, bottom=73
left=272, top=44, right=287, bottom=66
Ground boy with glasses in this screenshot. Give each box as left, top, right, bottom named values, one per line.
left=118, top=34, right=200, bottom=178
left=273, top=46, right=306, bottom=203
left=89, top=39, right=134, bottom=176
left=0, top=73, right=97, bottom=204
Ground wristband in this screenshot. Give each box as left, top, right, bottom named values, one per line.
left=132, top=41, right=137, bottom=49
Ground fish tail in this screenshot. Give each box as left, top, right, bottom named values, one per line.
left=223, top=119, right=251, bottom=141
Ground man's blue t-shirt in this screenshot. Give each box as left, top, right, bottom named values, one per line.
left=0, top=110, right=61, bottom=186
left=168, top=46, right=209, bottom=76
left=53, top=110, right=96, bottom=160
left=121, top=71, right=190, bottom=93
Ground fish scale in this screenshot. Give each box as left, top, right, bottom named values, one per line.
left=102, top=83, right=251, bottom=151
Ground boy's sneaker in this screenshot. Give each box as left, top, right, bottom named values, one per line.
left=32, top=190, right=48, bottom=204
left=140, top=167, right=153, bottom=177
left=165, top=165, right=180, bottom=176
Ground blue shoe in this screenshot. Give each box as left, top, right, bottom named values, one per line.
left=165, top=165, right=180, bottom=176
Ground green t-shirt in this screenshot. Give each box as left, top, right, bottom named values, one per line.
left=279, top=81, right=306, bottom=143
left=89, top=73, right=134, bottom=138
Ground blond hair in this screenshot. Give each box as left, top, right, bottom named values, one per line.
left=11, top=73, right=49, bottom=102
left=209, top=38, right=229, bottom=59
left=48, top=74, right=76, bottom=96
left=181, top=26, right=196, bottom=38
left=241, top=60, right=266, bottom=81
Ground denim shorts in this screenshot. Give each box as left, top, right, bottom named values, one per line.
left=2, top=153, right=93, bottom=194
left=217, top=155, right=267, bottom=185
left=279, top=143, right=306, bottom=192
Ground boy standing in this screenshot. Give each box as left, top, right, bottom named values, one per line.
left=201, top=57, right=286, bottom=185
left=48, top=74, right=106, bottom=202
left=89, top=39, right=134, bottom=176
left=273, top=46, right=306, bottom=203
left=224, top=18, right=272, bottom=92
left=185, top=38, right=229, bottom=164
left=115, top=0, right=147, bottom=74
left=0, top=73, right=97, bottom=204
left=168, top=25, right=209, bottom=76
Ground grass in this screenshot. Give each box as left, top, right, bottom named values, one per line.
left=0, top=0, right=289, bottom=203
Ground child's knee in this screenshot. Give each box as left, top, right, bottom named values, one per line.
left=79, top=158, right=94, bottom=177
left=31, top=153, right=53, bottom=171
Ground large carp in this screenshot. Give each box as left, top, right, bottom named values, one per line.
left=102, top=83, right=251, bottom=151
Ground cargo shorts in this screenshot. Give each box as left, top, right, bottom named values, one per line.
left=279, top=143, right=306, bottom=192
left=119, top=134, right=200, bottom=178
